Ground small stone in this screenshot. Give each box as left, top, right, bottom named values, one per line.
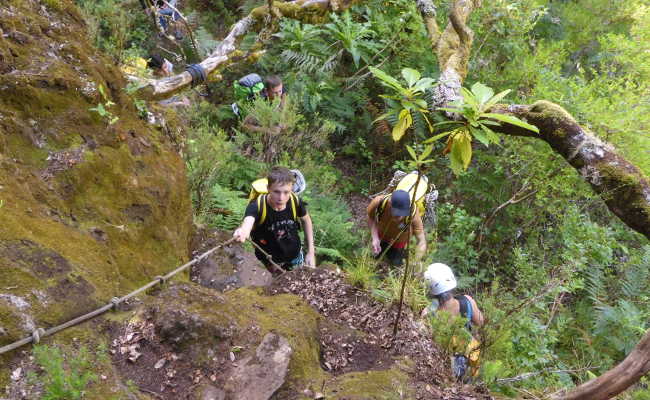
left=314, top=392, right=325, bottom=399
left=11, top=367, right=22, bottom=381
left=229, top=352, right=235, bottom=362
left=154, top=358, right=166, bottom=369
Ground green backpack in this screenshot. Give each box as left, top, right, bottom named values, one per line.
left=232, top=73, right=265, bottom=118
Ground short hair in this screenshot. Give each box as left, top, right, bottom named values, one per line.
left=147, top=54, right=164, bottom=70
left=264, top=75, right=283, bottom=89
left=267, top=166, right=294, bottom=188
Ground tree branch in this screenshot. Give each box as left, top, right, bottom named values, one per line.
left=429, top=0, right=481, bottom=108
left=136, top=0, right=360, bottom=100
left=415, top=0, right=441, bottom=48
left=489, top=101, right=650, bottom=240
left=552, top=329, right=650, bottom=400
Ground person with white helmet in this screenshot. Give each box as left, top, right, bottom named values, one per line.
left=422, top=263, right=484, bottom=326
left=423, top=263, right=484, bottom=381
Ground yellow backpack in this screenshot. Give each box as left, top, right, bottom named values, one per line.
left=376, top=171, right=429, bottom=223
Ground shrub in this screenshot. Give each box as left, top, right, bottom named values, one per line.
left=32, top=345, right=96, bottom=400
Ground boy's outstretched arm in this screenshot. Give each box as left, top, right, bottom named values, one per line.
left=233, top=216, right=255, bottom=242
left=301, top=213, right=316, bottom=268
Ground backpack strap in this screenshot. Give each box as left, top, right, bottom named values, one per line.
left=457, top=295, right=473, bottom=331
left=257, top=195, right=266, bottom=226
left=257, top=193, right=300, bottom=227
left=376, top=195, right=390, bottom=222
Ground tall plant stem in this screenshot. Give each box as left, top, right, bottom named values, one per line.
left=391, top=168, right=423, bottom=346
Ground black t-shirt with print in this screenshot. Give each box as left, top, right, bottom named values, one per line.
left=245, top=196, right=307, bottom=264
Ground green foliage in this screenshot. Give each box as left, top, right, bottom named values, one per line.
left=324, top=11, right=381, bottom=68
left=301, top=190, right=358, bottom=258
left=372, top=270, right=428, bottom=311
left=75, top=0, right=153, bottom=62
left=430, top=82, right=538, bottom=174
left=344, top=251, right=378, bottom=289
left=428, top=309, right=475, bottom=355
left=89, top=84, right=119, bottom=125
left=429, top=204, right=482, bottom=286
left=32, top=345, right=96, bottom=400
left=370, top=66, right=435, bottom=141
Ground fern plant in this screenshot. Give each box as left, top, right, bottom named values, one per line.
left=323, top=10, right=381, bottom=68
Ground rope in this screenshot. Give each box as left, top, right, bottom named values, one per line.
left=247, top=238, right=286, bottom=275
left=0, top=238, right=235, bottom=355
left=185, top=64, right=206, bottom=87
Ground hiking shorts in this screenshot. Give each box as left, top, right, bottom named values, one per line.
left=375, top=241, right=405, bottom=266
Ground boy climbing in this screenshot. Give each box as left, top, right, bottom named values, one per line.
left=367, top=189, right=427, bottom=266
left=233, top=166, right=315, bottom=273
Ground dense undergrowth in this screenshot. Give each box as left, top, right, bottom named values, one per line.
left=63, top=0, right=650, bottom=397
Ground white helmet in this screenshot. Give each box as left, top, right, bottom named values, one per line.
left=424, top=263, right=457, bottom=295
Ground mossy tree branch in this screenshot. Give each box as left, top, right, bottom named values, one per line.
left=489, top=101, right=650, bottom=241
left=136, top=0, right=360, bottom=100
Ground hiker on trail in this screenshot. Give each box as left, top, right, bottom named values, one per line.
left=147, top=54, right=174, bottom=77
left=422, top=263, right=483, bottom=381
left=233, top=74, right=287, bottom=121
left=421, top=263, right=483, bottom=325
left=233, top=167, right=315, bottom=273
left=367, top=189, right=427, bottom=266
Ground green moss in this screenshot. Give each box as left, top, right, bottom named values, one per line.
left=326, top=368, right=413, bottom=399
left=227, top=287, right=329, bottom=385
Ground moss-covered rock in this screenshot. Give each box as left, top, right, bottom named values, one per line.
left=0, top=0, right=192, bottom=374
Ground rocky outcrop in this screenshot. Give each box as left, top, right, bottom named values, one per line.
left=224, top=333, right=292, bottom=400
left=0, top=0, right=192, bottom=371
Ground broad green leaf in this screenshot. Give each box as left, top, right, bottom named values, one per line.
left=471, top=82, right=494, bottom=106
left=414, top=99, right=428, bottom=109
left=483, top=89, right=511, bottom=111
left=432, top=120, right=463, bottom=127
left=437, top=107, right=463, bottom=114
left=413, top=77, right=436, bottom=92
left=369, top=66, right=403, bottom=91
left=461, top=87, right=479, bottom=109
left=458, top=132, right=472, bottom=169
left=401, top=68, right=421, bottom=87
left=449, top=140, right=464, bottom=175
left=424, top=130, right=453, bottom=143
left=392, top=109, right=412, bottom=141
left=479, top=119, right=501, bottom=126
left=483, top=113, right=539, bottom=133
left=373, top=112, right=395, bottom=124
left=406, top=145, right=417, bottom=161
left=471, top=127, right=490, bottom=147
left=421, top=144, right=434, bottom=160
left=483, top=125, right=501, bottom=144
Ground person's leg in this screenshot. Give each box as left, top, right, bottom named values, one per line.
left=377, top=241, right=404, bottom=266
left=285, top=249, right=304, bottom=271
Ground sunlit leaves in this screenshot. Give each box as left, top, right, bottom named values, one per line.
left=431, top=82, right=540, bottom=175
left=370, top=66, right=436, bottom=141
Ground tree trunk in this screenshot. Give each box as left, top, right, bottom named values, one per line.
left=552, top=330, right=650, bottom=400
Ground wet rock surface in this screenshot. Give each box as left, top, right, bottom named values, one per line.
left=224, top=333, right=292, bottom=400
left=191, top=229, right=272, bottom=291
